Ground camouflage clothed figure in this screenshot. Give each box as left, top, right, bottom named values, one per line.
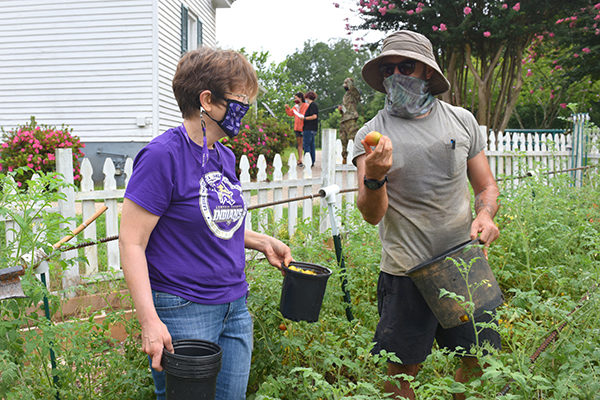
left=338, top=77, right=361, bottom=163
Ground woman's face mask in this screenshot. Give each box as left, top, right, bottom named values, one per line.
left=204, top=92, right=249, bottom=138
left=383, top=74, right=435, bottom=119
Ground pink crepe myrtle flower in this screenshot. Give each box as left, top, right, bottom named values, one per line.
left=583, top=47, right=591, bottom=53
left=595, top=2, right=600, bottom=9
left=530, top=89, right=534, bottom=94
left=245, top=125, right=250, bottom=129
left=574, top=53, right=579, bottom=58
left=379, top=6, right=387, bottom=15
left=415, top=6, right=422, bottom=13
left=464, top=6, right=472, bottom=15
left=556, top=18, right=564, bottom=24
left=502, top=3, right=508, bottom=9
left=440, top=23, right=447, bottom=31
left=560, top=103, right=567, bottom=109
left=333, top=2, right=339, bottom=7
left=512, top=3, right=520, bottom=11
left=388, top=3, right=395, bottom=9
left=407, top=9, right=414, bottom=15
left=526, top=69, right=533, bottom=77
left=484, top=31, right=491, bottom=37
left=432, top=25, right=439, bottom=31
left=1, top=143, right=7, bottom=148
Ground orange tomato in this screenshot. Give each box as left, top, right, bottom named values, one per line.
left=365, top=131, right=382, bottom=146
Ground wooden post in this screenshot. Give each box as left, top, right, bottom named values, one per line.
left=103, top=158, right=119, bottom=270
left=56, top=148, right=79, bottom=294
left=320, top=129, right=336, bottom=234
left=79, top=158, right=99, bottom=275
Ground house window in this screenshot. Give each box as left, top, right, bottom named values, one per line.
left=181, top=4, right=203, bottom=55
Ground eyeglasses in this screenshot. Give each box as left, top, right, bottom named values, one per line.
left=379, top=60, right=417, bottom=78
left=224, top=92, right=249, bottom=105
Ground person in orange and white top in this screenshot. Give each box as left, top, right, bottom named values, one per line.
left=284, top=91, right=309, bottom=167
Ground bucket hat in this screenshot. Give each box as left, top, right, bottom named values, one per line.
left=362, top=30, right=450, bottom=96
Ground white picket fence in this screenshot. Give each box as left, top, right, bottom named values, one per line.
left=4, top=122, right=599, bottom=292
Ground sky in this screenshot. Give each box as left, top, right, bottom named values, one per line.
left=215, top=0, right=382, bottom=64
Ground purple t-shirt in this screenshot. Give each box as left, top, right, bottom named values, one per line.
left=125, top=125, right=248, bottom=304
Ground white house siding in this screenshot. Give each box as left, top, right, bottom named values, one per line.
left=0, top=0, right=155, bottom=143
left=157, top=0, right=218, bottom=135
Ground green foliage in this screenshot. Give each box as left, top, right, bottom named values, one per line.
left=221, top=108, right=295, bottom=180
left=0, top=170, right=153, bottom=399
left=0, top=116, right=85, bottom=186
left=240, top=49, right=305, bottom=118
left=285, top=39, right=376, bottom=121
left=2, top=156, right=600, bottom=399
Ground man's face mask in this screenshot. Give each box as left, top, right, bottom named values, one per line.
left=383, top=74, right=435, bottom=119
left=204, top=92, right=249, bottom=138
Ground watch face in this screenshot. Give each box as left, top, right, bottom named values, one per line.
left=364, top=176, right=387, bottom=190
left=364, top=180, right=380, bottom=190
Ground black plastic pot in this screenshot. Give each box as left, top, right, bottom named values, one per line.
left=280, top=261, right=332, bottom=322
left=407, top=239, right=504, bottom=329
left=161, top=339, right=222, bottom=400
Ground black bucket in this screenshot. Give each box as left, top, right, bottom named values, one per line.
left=407, top=239, right=504, bottom=329
left=280, top=261, right=332, bottom=323
left=161, top=339, right=222, bottom=400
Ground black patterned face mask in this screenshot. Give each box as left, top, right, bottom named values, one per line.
left=204, top=92, right=249, bottom=138
left=383, top=74, right=435, bottom=119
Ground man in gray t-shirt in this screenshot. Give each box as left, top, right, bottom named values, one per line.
left=352, top=30, right=500, bottom=400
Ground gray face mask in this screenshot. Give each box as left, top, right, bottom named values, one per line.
left=383, top=74, right=435, bottom=119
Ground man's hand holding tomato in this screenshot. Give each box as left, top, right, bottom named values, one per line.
left=361, top=131, right=393, bottom=182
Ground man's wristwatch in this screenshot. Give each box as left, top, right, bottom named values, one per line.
left=364, top=175, right=388, bottom=190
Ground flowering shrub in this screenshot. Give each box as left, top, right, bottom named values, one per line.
left=221, top=108, right=295, bottom=180
left=0, top=116, right=85, bottom=186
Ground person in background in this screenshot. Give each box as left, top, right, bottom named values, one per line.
left=284, top=91, right=309, bottom=167
left=301, top=91, right=318, bottom=167
left=119, top=46, right=293, bottom=400
left=352, top=30, right=501, bottom=400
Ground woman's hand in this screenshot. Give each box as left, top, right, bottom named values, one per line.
left=245, top=230, right=293, bottom=275
left=264, top=237, right=293, bottom=274
left=141, top=318, right=174, bottom=371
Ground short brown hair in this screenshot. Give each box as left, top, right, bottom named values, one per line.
left=173, top=47, right=259, bottom=119
left=305, top=91, right=317, bottom=101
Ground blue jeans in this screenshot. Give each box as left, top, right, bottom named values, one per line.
left=302, top=130, right=316, bottom=167
left=150, top=291, right=253, bottom=400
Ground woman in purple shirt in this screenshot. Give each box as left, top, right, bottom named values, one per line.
left=119, top=47, right=293, bottom=400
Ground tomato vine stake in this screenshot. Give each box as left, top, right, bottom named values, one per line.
left=497, top=283, right=598, bottom=396
left=319, top=184, right=354, bottom=322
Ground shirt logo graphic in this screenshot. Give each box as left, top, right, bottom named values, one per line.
left=199, top=171, right=246, bottom=240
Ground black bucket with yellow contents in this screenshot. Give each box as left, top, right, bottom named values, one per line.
left=280, top=261, right=332, bottom=322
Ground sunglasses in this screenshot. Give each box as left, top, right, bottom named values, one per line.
left=379, top=60, right=417, bottom=77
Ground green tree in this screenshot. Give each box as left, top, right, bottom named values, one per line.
left=284, top=39, right=375, bottom=121
left=351, top=0, right=587, bottom=131
left=240, top=49, right=303, bottom=119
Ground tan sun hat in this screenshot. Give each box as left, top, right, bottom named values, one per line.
left=362, top=30, right=450, bottom=96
